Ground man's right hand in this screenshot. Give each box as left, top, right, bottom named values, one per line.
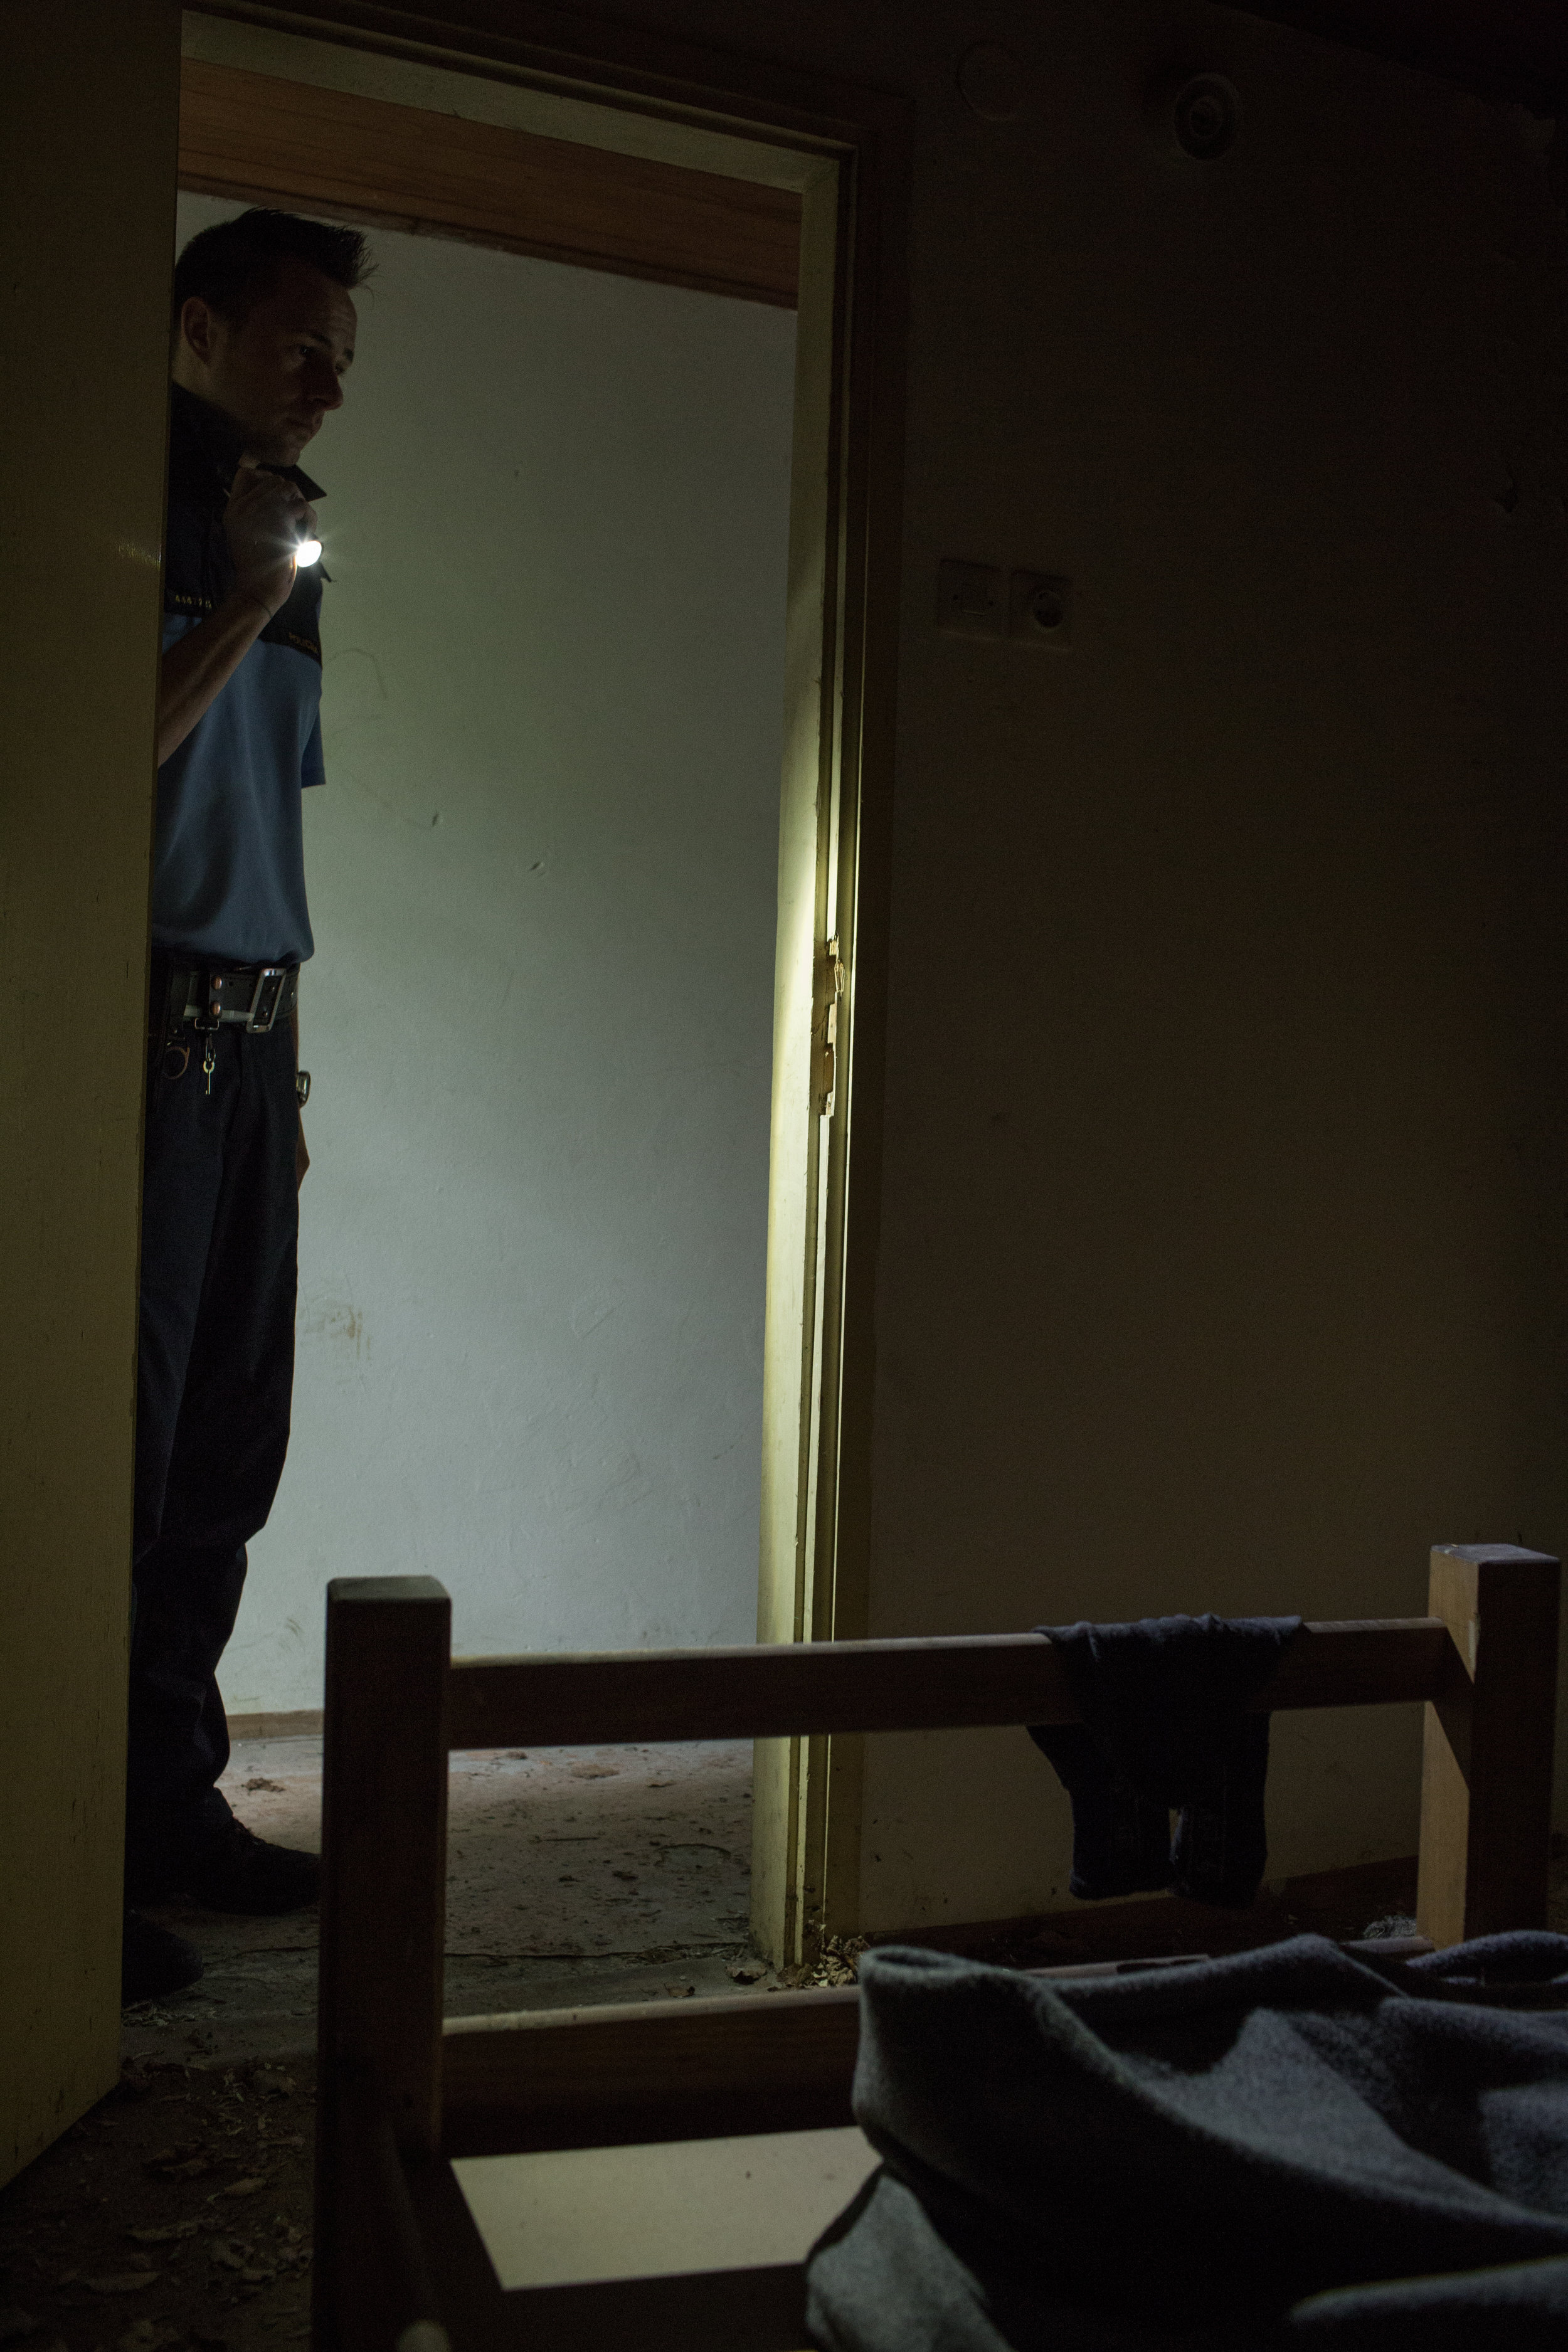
left=159, top=466, right=319, bottom=766
left=224, top=458, right=315, bottom=619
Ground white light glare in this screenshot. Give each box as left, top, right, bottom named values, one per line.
left=294, top=536, right=323, bottom=566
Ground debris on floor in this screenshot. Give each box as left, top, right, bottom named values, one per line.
left=0, top=2057, right=315, bottom=2352
left=804, top=1936, right=869, bottom=1989
left=5, top=1729, right=788, bottom=2342
left=2, top=1725, right=825, bottom=2333
left=119, top=1735, right=771, bottom=2075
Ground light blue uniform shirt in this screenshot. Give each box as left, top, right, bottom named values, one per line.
left=156, top=383, right=328, bottom=967
left=153, top=617, right=325, bottom=967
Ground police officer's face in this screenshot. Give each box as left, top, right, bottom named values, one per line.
left=179, top=258, right=357, bottom=465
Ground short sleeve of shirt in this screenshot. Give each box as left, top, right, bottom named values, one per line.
left=155, top=384, right=328, bottom=964
left=152, top=615, right=324, bottom=964
left=302, top=709, right=326, bottom=790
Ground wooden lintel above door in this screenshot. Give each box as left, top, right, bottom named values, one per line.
left=178, top=60, right=802, bottom=309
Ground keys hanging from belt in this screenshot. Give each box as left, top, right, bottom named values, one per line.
left=152, top=961, right=299, bottom=1093
left=195, top=973, right=226, bottom=1094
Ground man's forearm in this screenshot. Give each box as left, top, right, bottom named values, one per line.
left=157, top=587, right=275, bottom=766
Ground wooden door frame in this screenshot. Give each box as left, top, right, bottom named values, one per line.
left=176, top=52, right=807, bottom=304
left=1, top=0, right=181, bottom=2191
left=183, top=2, right=909, bottom=1963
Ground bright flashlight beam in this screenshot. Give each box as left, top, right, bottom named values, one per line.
left=295, top=537, right=323, bottom=566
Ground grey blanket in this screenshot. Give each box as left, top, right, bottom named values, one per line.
left=805, top=1935, right=1568, bottom=2349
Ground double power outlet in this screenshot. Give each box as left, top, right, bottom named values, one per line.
left=936, top=559, right=1071, bottom=647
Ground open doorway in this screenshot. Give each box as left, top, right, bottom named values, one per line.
left=160, top=11, right=889, bottom=1988
left=5, top=0, right=906, bottom=2191
left=172, top=192, right=798, bottom=1682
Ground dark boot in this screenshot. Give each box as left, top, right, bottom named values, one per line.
left=122, top=1909, right=204, bottom=2003
left=188, top=1816, right=320, bottom=1915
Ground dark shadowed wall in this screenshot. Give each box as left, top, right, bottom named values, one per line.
left=559, top=0, right=1568, bottom=1930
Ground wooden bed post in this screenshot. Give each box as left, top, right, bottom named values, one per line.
left=1416, top=1543, right=1560, bottom=1949
left=313, top=1577, right=452, bottom=2351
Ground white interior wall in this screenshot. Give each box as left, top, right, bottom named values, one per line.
left=172, top=195, right=797, bottom=1709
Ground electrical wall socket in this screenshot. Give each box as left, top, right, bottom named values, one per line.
left=936, top=559, right=1004, bottom=635
left=1008, top=570, right=1071, bottom=645
left=937, top=559, right=1072, bottom=644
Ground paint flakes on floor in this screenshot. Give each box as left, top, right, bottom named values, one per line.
left=122, top=1734, right=769, bottom=2071
left=0, top=2056, right=315, bottom=2352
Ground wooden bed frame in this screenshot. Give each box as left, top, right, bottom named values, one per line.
left=312, top=1542, right=1560, bottom=2352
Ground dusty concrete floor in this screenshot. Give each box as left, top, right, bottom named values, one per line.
left=121, top=1732, right=773, bottom=2071
left=0, top=1735, right=776, bottom=2352
left=7, top=1749, right=1567, bottom=2352
left=0, top=2058, right=317, bottom=2352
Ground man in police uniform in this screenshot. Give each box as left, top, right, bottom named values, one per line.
left=127, top=210, right=370, bottom=2001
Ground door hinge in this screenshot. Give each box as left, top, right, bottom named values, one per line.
left=818, top=936, right=845, bottom=1118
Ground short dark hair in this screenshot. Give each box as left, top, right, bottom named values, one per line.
left=173, top=208, right=374, bottom=326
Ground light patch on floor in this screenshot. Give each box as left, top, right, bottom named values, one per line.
left=127, top=1732, right=765, bottom=2069
left=443, top=1739, right=753, bottom=1957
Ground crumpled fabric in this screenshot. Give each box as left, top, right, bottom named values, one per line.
left=806, top=1934, right=1568, bottom=2351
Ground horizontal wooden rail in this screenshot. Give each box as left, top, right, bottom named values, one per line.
left=1267, top=1619, right=1454, bottom=1709
left=442, top=1988, right=860, bottom=2159
left=445, top=1618, right=1455, bottom=1750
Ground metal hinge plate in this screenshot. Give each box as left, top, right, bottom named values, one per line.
left=818, top=936, right=845, bottom=1118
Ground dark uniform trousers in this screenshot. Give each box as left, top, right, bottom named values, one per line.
left=127, top=984, right=300, bottom=1902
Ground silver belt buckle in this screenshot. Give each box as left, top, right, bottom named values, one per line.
left=245, top=967, right=291, bottom=1033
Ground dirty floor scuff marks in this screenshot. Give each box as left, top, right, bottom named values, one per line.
left=117, top=1733, right=765, bottom=2077
left=0, top=1733, right=772, bottom=2352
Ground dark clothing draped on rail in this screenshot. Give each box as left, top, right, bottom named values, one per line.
left=1029, top=1612, right=1301, bottom=1906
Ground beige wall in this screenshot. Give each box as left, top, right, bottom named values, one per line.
left=870, top=4, right=1567, bottom=1927
left=539, top=0, right=1568, bottom=1928
left=0, top=0, right=179, bottom=2182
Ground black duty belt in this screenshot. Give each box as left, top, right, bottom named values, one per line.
left=154, top=961, right=300, bottom=1039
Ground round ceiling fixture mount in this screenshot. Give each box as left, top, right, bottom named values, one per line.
left=1171, top=73, right=1241, bottom=161
left=957, top=41, right=1027, bottom=123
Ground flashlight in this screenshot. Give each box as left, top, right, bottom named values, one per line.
left=251, top=465, right=324, bottom=567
